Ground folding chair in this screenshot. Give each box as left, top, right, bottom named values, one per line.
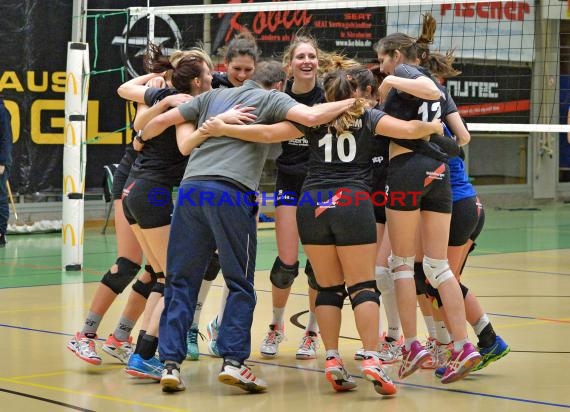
left=101, top=164, right=118, bottom=234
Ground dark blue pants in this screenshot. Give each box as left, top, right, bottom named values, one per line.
left=0, top=165, right=10, bottom=234
left=158, top=180, right=258, bottom=365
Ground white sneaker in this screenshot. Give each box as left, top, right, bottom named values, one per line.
left=161, top=363, right=186, bottom=392
left=67, top=332, right=102, bottom=365
left=218, top=360, right=267, bottom=392
left=379, top=334, right=403, bottom=364
left=259, top=324, right=284, bottom=358
left=296, top=331, right=318, bottom=360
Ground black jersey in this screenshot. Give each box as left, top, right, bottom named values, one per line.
left=275, top=79, right=326, bottom=175
left=383, top=64, right=450, bottom=162
left=128, top=87, right=188, bottom=186
left=212, top=72, right=233, bottom=89
left=299, top=108, right=386, bottom=192
left=370, top=102, right=390, bottom=174
left=116, top=144, right=138, bottom=177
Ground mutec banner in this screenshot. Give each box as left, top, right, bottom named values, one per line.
left=387, top=1, right=535, bottom=62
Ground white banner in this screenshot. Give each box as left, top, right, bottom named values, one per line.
left=387, top=1, right=535, bottom=62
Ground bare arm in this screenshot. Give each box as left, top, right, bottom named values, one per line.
left=133, top=94, right=192, bottom=131
left=375, top=116, right=443, bottom=139
left=200, top=117, right=303, bottom=142
left=117, top=73, right=164, bottom=103
left=285, top=99, right=355, bottom=127
left=176, top=121, right=210, bottom=155
left=445, top=112, right=470, bottom=146
left=379, top=75, right=441, bottom=102
left=139, top=106, right=187, bottom=142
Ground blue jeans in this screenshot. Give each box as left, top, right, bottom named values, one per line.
left=158, top=180, right=258, bottom=365
left=0, top=165, right=10, bottom=234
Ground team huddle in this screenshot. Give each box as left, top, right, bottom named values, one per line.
left=66, top=13, right=510, bottom=397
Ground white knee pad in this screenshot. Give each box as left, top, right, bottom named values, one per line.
left=389, top=254, right=415, bottom=281
left=375, top=266, right=394, bottom=294
left=388, top=254, right=415, bottom=271
left=423, top=256, right=454, bottom=288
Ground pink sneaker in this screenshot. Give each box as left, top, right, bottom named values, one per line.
left=441, top=342, right=482, bottom=384
left=398, top=340, right=431, bottom=379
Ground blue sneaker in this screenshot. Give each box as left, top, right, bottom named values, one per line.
left=472, top=335, right=510, bottom=372
left=206, top=318, right=221, bottom=357
left=186, top=324, right=204, bottom=361
left=434, top=366, right=446, bottom=379
left=125, top=354, right=163, bottom=380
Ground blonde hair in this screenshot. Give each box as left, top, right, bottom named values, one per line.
left=322, top=70, right=366, bottom=134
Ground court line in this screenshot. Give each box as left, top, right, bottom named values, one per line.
left=244, top=358, right=570, bottom=409
left=467, top=265, right=570, bottom=277
left=0, top=377, right=189, bottom=411
left=2, top=322, right=568, bottom=409
left=0, top=387, right=95, bottom=411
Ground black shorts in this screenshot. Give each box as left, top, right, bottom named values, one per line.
left=122, top=177, right=173, bottom=229
left=371, top=167, right=387, bottom=224
left=112, top=168, right=129, bottom=200
left=386, top=152, right=452, bottom=213
left=275, top=169, right=306, bottom=207
left=449, top=196, right=484, bottom=246
left=296, top=187, right=377, bottom=246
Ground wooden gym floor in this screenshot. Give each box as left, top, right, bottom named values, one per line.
left=0, top=204, right=569, bottom=411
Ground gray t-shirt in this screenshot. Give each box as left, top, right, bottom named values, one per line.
left=178, top=80, right=299, bottom=190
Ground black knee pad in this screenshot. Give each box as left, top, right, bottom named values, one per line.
left=425, top=283, right=443, bottom=307
left=151, top=281, right=165, bottom=296
left=132, top=266, right=158, bottom=299
left=305, top=260, right=319, bottom=290
left=315, top=284, right=347, bottom=309
left=101, top=257, right=141, bottom=294
left=155, top=271, right=165, bottom=279
left=270, top=256, right=299, bottom=289
left=460, top=282, right=469, bottom=299
left=347, top=280, right=380, bottom=309
left=414, top=261, right=428, bottom=296
left=203, top=252, right=220, bottom=281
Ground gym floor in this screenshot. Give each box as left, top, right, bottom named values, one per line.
left=0, top=204, right=569, bottom=411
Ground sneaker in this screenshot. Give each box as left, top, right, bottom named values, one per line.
left=472, top=335, right=510, bottom=372
left=125, top=354, right=163, bottom=380
left=441, top=342, right=482, bottom=384
left=361, top=355, right=397, bottom=396
left=324, top=356, right=357, bottom=392
left=354, top=348, right=365, bottom=361
left=161, top=363, right=186, bottom=392
left=355, top=334, right=402, bottom=363
left=102, top=334, right=133, bottom=365
left=378, top=334, right=403, bottom=364
left=0, top=232, right=6, bottom=247
left=67, top=332, right=102, bottom=365
left=186, top=324, right=205, bottom=361
left=206, top=318, right=221, bottom=357
left=398, top=340, right=431, bottom=379
left=296, top=331, right=318, bottom=360
left=218, top=360, right=268, bottom=393
left=422, top=339, right=452, bottom=369
left=259, top=324, right=285, bottom=358
left=434, top=366, right=446, bottom=379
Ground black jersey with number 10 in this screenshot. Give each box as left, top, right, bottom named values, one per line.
left=299, top=108, right=387, bottom=193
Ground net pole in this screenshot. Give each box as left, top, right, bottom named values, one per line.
left=62, top=42, right=90, bottom=271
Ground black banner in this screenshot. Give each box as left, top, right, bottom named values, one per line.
left=0, top=0, right=385, bottom=197
left=446, top=64, right=531, bottom=124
